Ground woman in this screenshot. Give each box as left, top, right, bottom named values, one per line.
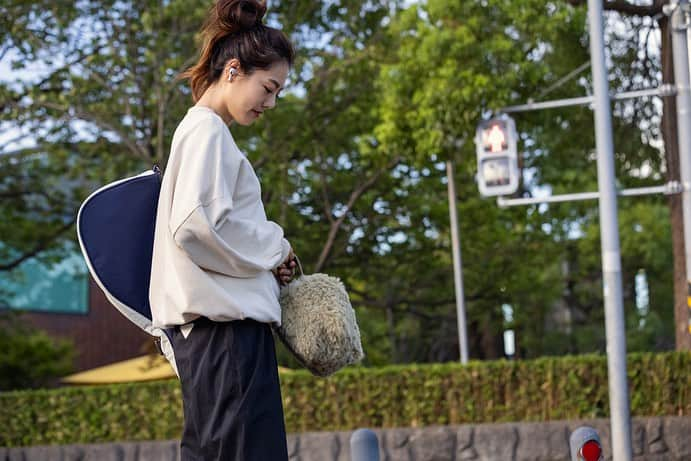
left=148, top=1, right=296, bottom=459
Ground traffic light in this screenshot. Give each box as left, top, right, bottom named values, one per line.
left=474, top=114, right=519, bottom=197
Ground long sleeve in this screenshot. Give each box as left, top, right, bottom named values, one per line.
left=167, top=115, right=291, bottom=278
left=173, top=196, right=291, bottom=277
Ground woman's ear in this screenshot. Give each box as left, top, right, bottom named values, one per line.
left=228, top=67, right=238, bottom=82
left=225, top=58, right=242, bottom=81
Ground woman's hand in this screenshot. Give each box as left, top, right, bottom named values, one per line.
left=273, top=250, right=297, bottom=286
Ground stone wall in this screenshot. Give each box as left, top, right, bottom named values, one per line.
left=2, top=417, right=689, bottom=461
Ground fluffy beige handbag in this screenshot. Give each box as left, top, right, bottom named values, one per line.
left=276, top=258, right=364, bottom=377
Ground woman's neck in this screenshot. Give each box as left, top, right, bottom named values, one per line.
left=195, top=89, right=233, bottom=125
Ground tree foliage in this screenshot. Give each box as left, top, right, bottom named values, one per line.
left=0, top=312, right=74, bottom=391
left=0, top=0, right=678, bottom=368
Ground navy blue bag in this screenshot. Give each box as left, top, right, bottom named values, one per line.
left=76, top=166, right=177, bottom=375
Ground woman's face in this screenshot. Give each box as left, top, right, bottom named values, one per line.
left=222, top=59, right=289, bottom=126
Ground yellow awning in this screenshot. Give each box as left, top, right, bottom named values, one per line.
left=62, top=355, right=294, bottom=385
left=62, top=354, right=176, bottom=384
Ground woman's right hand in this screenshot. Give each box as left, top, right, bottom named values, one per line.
left=273, top=250, right=297, bottom=286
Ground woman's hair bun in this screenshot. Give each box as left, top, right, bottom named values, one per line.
left=216, top=0, right=266, bottom=33
left=182, top=0, right=292, bottom=102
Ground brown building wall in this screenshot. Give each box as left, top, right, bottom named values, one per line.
left=19, top=277, right=151, bottom=372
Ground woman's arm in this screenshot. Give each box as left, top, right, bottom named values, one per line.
left=168, top=117, right=291, bottom=277
left=173, top=196, right=291, bottom=277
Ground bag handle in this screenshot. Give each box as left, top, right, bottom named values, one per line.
left=293, top=254, right=304, bottom=276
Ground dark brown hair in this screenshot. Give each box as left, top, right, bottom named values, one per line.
left=180, top=0, right=295, bottom=102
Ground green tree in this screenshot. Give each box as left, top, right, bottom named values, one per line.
left=0, top=312, right=74, bottom=391
left=364, top=0, right=675, bottom=359
left=0, top=0, right=678, bottom=366
left=518, top=2, right=675, bottom=353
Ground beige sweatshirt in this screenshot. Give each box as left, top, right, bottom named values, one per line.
left=149, top=106, right=291, bottom=328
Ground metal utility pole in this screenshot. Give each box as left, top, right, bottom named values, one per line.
left=587, top=0, right=633, bottom=459
left=670, top=0, right=691, bottom=344
left=446, top=161, right=469, bottom=364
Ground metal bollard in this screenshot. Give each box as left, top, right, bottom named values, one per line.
left=350, top=428, right=380, bottom=461
left=570, top=426, right=603, bottom=461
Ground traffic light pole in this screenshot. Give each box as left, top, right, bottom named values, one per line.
left=496, top=182, right=682, bottom=207
left=446, top=161, right=469, bottom=364
left=588, top=0, right=632, bottom=459
left=501, top=85, right=676, bottom=113
left=669, top=0, right=691, bottom=344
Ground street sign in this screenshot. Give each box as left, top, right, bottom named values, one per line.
left=475, top=115, right=519, bottom=197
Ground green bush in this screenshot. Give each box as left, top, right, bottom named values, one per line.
left=0, top=313, right=74, bottom=391
left=0, top=352, right=688, bottom=447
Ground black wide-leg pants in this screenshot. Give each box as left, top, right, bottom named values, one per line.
left=170, top=317, right=289, bottom=461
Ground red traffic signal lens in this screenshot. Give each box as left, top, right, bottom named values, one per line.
left=579, top=440, right=601, bottom=461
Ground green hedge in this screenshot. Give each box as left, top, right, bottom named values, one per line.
left=1, top=352, right=689, bottom=447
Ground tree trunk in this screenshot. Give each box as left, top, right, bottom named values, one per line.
left=478, top=318, right=503, bottom=360
left=659, top=15, right=691, bottom=350
left=386, top=303, right=397, bottom=363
